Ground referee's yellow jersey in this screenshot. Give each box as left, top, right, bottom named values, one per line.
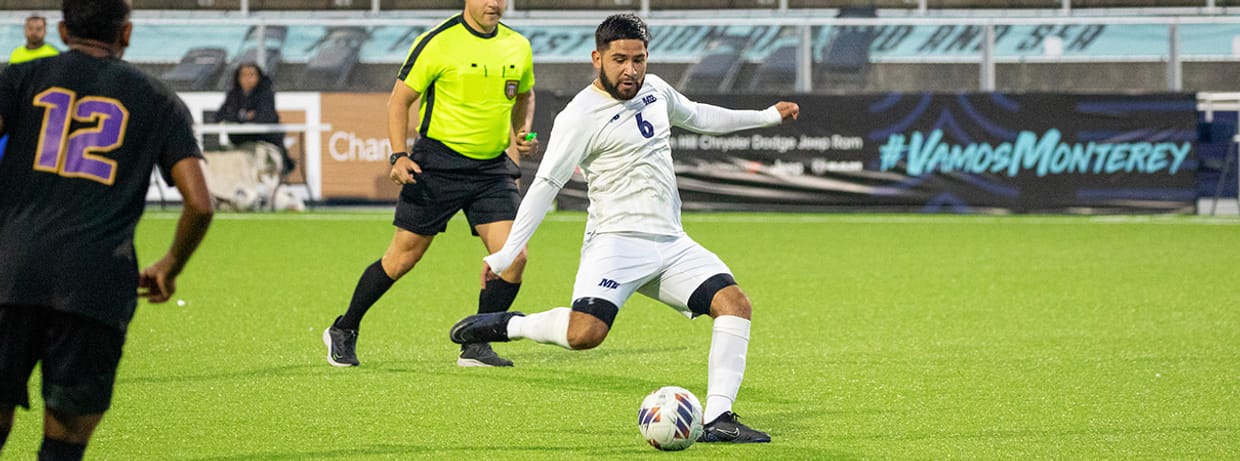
left=8, top=44, right=59, bottom=64
left=398, top=15, right=535, bottom=160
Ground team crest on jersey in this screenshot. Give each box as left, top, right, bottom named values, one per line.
left=505, top=80, right=519, bottom=100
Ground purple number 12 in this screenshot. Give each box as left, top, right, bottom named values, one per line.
left=32, top=87, right=128, bottom=185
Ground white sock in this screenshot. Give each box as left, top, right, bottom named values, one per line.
left=507, top=307, right=571, bottom=349
left=704, top=315, right=750, bottom=424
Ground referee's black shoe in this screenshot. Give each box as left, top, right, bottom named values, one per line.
left=698, top=412, right=771, bottom=443
left=323, top=316, right=359, bottom=367
left=449, top=311, right=524, bottom=344
left=457, top=342, right=514, bottom=367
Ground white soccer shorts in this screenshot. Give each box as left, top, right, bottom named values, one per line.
left=570, top=232, right=732, bottom=317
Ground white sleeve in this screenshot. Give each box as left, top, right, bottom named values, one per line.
left=534, top=109, right=593, bottom=188
left=483, top=109, right=591, bottom=275
left=483, top=176, right=559, bottom=275
left=663, top=83, right=782, bottom=135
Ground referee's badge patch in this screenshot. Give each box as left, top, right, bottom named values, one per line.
left=505, top=80, right=519, bottom=100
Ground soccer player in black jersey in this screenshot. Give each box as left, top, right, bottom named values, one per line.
left=0, top=1, right=213, bottom=459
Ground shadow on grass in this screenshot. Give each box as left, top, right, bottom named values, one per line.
left=118, top=364, right=321, bottom=385
left=184, top=442, right=858, bottom=461
left=829, top=424, right=1238, bottom=443
left=389, top=362, right=674, bottom=395
left=375, top=345, right=689, bottom=389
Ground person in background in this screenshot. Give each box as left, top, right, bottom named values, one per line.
left=2, top=14, right=61, bottom=163
left=214, top=62, right=292, bottom=174
left=8, top=14, right=59, bottom=65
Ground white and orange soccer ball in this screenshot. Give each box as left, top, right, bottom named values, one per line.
left=636, top=386, right=704, bottom=451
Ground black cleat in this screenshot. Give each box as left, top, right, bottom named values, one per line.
left=323, top=316, right=359, bottom=367
left=698, top=412, right=771, bottom=443
left=449, top=311, right=523, bottom=344
left=457, top=342, right=514, bottom=367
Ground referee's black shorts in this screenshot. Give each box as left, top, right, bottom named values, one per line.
left=394, top=137, right=521, bottom=236
left=0, top=304, right=126, bottom=415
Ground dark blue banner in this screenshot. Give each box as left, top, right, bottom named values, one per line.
left=530, top=92, right=1198, bottom=214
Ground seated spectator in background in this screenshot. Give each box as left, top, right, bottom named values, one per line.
left=8, top=14, right=59, bottom=64
left=214, top=62, right=293, bottom=174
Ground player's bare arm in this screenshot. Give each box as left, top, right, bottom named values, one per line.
left=511, top=89, right=538, bottom=158
left=139, top=157, right=213, bottom=303
left=773, top=101, right=799, bottom=122
left=386, top=80, right=422, bottom=185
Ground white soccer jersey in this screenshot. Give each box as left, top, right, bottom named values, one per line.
left=485, top=74, right=782, bottom=274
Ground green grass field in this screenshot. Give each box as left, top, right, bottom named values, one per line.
left=4, top=211, right=1238, bottom=460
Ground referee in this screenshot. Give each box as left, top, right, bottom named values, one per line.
left=8, top=15, right=59, bottom=65
left=324, top=0, right=537, bottom=368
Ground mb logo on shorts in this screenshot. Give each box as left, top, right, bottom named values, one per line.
left=597, top=278, right=620, bottom=289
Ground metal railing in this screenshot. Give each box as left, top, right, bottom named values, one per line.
left=126, top=14, right=1240, bottom=92
left=6, top=8, right=1240, bottom=92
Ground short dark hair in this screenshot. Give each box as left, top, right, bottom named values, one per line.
left=26, top=14, right=46, bottom=25
left=63, top=0, right=131, bottom=43
left=595, top=13, right=649, bottom=51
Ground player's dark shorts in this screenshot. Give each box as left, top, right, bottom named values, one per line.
left=394, top=137, right=521, bottom=236
left=0, top=304, right=126, bottom=415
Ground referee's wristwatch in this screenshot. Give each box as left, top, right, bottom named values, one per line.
left=389, top=151, right=410, bottom=165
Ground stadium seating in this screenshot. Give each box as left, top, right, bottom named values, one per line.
left=248, top=0, right=366, bottom=10
left=297, top=26, right=369, bottom=90
left=131, top=0, right=240, bottom=8
left=379, top=0, right=462, bottom=8
left=4, top=0, right=1236, bottom=9
left=678, top=36, right=748, bottom=93
left=162, top=47, right=229, bottom=91
left=6, top=1, right=1236, bottom=95
left=647, top=0, right=781, bottom=8
left=516, top=0, right=638, bottom=9
left=0, top=0, right=58, bottom=8
left=218, top=25, right=287, bottom=90
left=817, top=7, right=875, bottom=90
left=745, top=39, right=799, bottom=93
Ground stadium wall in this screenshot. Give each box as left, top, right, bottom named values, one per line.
left=155, top=90, right=1235, bottom=215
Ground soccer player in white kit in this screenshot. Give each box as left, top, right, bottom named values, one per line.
left=450, top=13, right=799, bottom=443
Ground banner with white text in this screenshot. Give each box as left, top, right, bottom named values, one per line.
left=538, top=92, right=1198, bottom=214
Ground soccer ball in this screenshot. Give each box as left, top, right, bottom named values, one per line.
left=636, top=386, right=703, bottom=451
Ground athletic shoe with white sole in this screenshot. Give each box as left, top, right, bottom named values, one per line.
left=323, top=316, right=359, bottom=367
left=457, top=342, right=514, bottom=367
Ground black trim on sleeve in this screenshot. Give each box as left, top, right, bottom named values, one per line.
left=418, top=82, right=435, bottom=137
left=396, top=15, right=461, bottom=81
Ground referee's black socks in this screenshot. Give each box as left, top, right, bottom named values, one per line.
left=337, top=259, right=396, bottom=330
left=38, top=438, right=86, bottom=461
left=478, top=278, right=521, bottom=314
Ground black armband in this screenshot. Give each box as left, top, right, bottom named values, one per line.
left=571, top=297, right=619, bottom=328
